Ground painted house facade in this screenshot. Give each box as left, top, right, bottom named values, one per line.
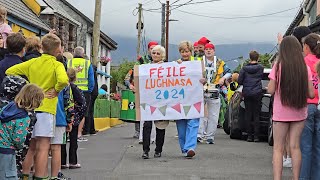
left=0, top=0, right=50, bottom=37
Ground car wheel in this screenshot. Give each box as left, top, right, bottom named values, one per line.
left=230, top=119, right=242, bottom=139
left=223, top=107, right=230, bottom=135
left=268, top=115, right=273, bottom=146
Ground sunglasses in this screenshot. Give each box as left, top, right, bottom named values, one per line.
left=152, top=52, right=161, bottom=55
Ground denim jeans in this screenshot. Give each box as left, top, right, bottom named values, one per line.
left=176, top=118, right=199, bottom=153
left=0, top=153, right=17, bottom=180
left=300, top=104, right=320, bottom=180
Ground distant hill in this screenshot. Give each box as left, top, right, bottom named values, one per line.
left=110, top=35, right=275, bottom=70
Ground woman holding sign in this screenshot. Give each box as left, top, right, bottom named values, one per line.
left=142, top=45, right=168, bottom=159
left=176, top=41, right=203, bottom=159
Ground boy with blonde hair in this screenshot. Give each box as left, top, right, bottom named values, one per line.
left=6, top=33, right=69, bottom=180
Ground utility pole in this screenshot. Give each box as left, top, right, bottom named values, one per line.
left=161, top=3, right=165, bottom=47
left=165, top=0, right=169, bottom=62
left=136, top=3, right=143, bottom=57
left=92, top=0, right=102, bottom=66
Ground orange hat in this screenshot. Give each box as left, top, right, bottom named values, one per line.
left=198, top=37, right=210, bottom=45
left=205, top=43, right=215, bottom=50
left=194, top=42, right=198, bottom=47
left=148, top=41, right=158, bottom=49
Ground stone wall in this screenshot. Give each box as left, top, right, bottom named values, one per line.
left=40, top=14, right=77, bottom=52
left=54, top=0, right=90, bottom=50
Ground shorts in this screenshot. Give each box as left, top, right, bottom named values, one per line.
left=32, top=112, right=55, bottom=138
left=0, top=153, right=18, bottom=180
left=51, top=127, right=67, bottom=145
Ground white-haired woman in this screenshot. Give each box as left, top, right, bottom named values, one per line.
left=142, top=45, right=168, bottom=159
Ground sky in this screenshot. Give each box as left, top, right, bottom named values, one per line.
left=66, top=0, right=303, bottom=45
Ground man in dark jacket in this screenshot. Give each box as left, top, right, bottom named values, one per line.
left=238, top=50, right=264, bottom=142
left=0, top=33, right=26, bottom=83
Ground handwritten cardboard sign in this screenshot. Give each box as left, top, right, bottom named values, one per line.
left=134, top=61, right=204, bottom=121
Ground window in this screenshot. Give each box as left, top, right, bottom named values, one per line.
left=309, top=1, right=317, bottom=24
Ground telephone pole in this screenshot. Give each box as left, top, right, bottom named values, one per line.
left=165, top=0, right=169, bottom=62
left=161, top=3, right=165, bottom=47
left=136, top=3, right=143, bottom=57
left=92, top=0, right=102, bottom=66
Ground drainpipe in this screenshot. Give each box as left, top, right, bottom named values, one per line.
left=303, top=0, right=310, bottom=26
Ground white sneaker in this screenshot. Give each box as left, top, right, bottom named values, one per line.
left=283, top=158, right=292, bottom=168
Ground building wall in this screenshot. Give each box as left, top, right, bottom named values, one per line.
left=54, top=0, right=90, bottom=50
left=40, top=14, right=77, bottom=51
left=53, top=0, right=113, bottom=92
left=11, top=24, right=36, bottom=37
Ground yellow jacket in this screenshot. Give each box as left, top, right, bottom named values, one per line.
left=6, top=54, right=69, bottom=115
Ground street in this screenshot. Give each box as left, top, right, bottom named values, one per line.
left=62, top=123, right=291, bottom=180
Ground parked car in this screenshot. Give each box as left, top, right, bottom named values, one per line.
left=224, top=69, right=273, bottom=143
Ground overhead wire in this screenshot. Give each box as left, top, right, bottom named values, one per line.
left=170, top=0, right=193, bottom=11
left=171, top=0, right=220, bottom=6
left=175, top=6, right=299, bottom=19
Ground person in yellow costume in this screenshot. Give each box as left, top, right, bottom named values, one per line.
left=227, top=73, right=239, bottom=102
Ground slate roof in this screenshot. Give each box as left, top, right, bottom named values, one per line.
left=42, top=0, right=80, bottom=26
left=0, top=0, right=50, bottom=32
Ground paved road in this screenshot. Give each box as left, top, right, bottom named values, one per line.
left=62, top=122, right=291, bottom=180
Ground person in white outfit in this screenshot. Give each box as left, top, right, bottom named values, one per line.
left=197, top=43, right=231, bottom=144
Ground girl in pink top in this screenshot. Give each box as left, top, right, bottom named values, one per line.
left=300, top=33, right=320, bottom=180
left=0, top=6, right=12, bottom=48
left=268, top=36, right=314, bottom=180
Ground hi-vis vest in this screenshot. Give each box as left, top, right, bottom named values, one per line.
left=190, top=56, right=202, bottom=61
left=68, top=58, right=90, bottom=91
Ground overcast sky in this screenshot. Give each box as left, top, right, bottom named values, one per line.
left=66, top=0, right=302, bottom=45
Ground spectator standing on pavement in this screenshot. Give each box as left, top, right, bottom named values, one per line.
left=268, top=36, right=314, bottom=180
left=68, top=47, right=95, bottom=137
left=0, top=33, right=26, bottom=84
left=300, top=33, right=320, bottom=180
left=7, top=33, right=69, bottom=180
left=88, top=58, right=99, bottom=136
left=0, top=33, right=8, bottom=60
left=238, top=51, right=264, bottom=142
left=0, top=6, right=12, bottom=48
left=277, top=26, right=312, bottom=169
left=22, top=36, right=42, bottom=62
left=61, top=68, right=86, bottom=170
left=0, top=84, right=44, bottom=180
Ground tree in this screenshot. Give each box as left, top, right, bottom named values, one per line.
left=234, top=53, right=272, bottom=72
left=110, top=60, right=136, bottom=92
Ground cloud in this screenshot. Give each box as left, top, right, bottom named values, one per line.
left=66, top=0, right=301, bottom=44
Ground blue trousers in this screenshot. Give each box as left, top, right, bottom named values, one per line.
left=300, top=104, right=320, bottom=180
left=0, top=153, right=18, bottom=180
left=176, top=118, right=199, bottom=153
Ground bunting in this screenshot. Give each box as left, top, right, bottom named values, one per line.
left=193, top=102, right=202, bottom=113
left=183, top=105, right=191, bottom=116
left=171, top=103, right=181, bottom=113
left=141, top=103, right=146, bottom=110
left=159, top=105, right=167, bottom=116
left=150, top=106, right=157, bottom=114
